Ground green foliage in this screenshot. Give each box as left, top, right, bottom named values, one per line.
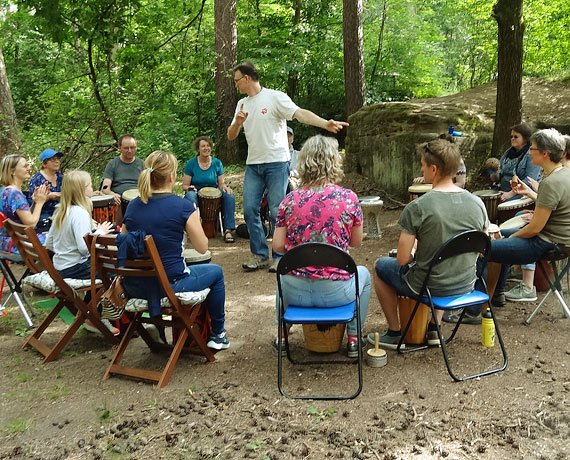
left=4, top=415, right=30, bottom=433
left=307, top=405, right=335, bottom=423
left=95, top=404, right=119, bottom=422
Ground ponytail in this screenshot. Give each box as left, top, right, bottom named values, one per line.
left=137, top=150, right=178, bottom=204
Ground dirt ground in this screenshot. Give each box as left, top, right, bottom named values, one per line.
left=1, top=170, right=569, bottom=460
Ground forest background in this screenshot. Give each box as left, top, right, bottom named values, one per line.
left=1, top=0, right=569, bottom=182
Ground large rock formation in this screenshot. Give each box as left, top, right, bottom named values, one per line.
left=345, top=78, right=570, bottom=199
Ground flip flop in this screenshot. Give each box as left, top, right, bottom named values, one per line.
left=224, top=230, right=235, bottom=243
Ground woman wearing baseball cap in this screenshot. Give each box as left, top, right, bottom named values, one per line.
left=28, top=149, right=64, bottom=228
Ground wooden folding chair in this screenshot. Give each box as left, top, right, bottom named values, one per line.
left=4, top=219, right=118, bottom=362
left=85, top=233, right=215, bottom=388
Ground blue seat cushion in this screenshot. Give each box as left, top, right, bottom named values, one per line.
left=421, top=290, right=489, bottom=310
left=283, top=301, right=356, bottom=324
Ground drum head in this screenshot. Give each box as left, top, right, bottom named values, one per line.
left=198, top=187, right=222, bottom=199
left=488, top=224, right=500, bottom=234
left=359, top=195, right=381, bottom=203
left=122, top=189, right=140, bottom=202
left=408, top=184, right=432, bottom=193
left=183, top=248, right=212, bottom=265
left=497, top=196, right=533, bottom=210
left=499, top=215, right=526, bottom=231
left=473, top=189, right=501, bottom=199
left=91, top=195, right=115, bottom=206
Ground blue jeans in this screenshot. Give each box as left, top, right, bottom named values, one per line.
left=275, top=266, right=371, bottom=336
left=171, top=264, right=226, bottom=335
left=184, top=190, right=236, bottom=231
left=243, top=162, right=289, bottom=260
left=374, top=257, right=419, bottom=298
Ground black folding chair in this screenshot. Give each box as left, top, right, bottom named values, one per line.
left=524, top=247, right=570, bottom=325
left=397, top=230, right=508, bottom=381
left=276, top=242, right=363, bottom=400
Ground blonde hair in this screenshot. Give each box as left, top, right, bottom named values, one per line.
left=138, top=150, right=178, bottom=204
left=0, top=154, right=25, bottom=186
left=297, top=135, right=344, bottom=186
left=53, top=170, right=93, bottom=230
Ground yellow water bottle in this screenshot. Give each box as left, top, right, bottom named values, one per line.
left=481, top=308, right=495, bottom=347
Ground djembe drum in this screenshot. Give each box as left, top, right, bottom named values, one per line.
left=408, top=183, right=432, bottom=201
left=397, top=297, right=429, bottom=345
left=473, top=190, right=501, bottom=224
left=197, top=187, right=222, bottom=238
left=90, top=195, right=116, bottom=224
left=497, top=197, right=534, bottom=224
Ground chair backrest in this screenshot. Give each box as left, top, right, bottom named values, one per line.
left=277, top=242, right=357, bottom=276
left=421, top=230, right=490, bottom=296
left=4, top=219, right=76, bottom=299
left=84, top=233, right=181, bottom=309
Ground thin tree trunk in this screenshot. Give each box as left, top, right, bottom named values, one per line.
left=0, top=44, right=20, bottom=155
left=343, top=0, right=366, bottom=116
left=87, top=39, right=118, bottom=142
left=491, top=0, right=524, bottom=157
left=286, top=0, right=302, bottom=100
left=370, top=0, right=388, bottom=87
left=214, top=0, right=238, bottom=164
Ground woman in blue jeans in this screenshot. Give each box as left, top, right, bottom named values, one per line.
left=483, top=128, right=570, bottom=304
left=123, top=150, right=229, bottom=350
left=182, top=136, right=236, bottom=243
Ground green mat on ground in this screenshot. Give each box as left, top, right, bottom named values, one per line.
left=35, top=298, right=78, bottom=326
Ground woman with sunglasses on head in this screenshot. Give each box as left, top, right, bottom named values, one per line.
left=0, top=155, right=50, bottom=253
left=370, top=139, right=488, bottom=349
left=493, top=123, right=542, bottom=202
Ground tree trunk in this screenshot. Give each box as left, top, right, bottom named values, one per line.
left=0, top=44, right=20, bottom=155
left=370, top=0, right=388, bottom=87
left=214, top=0, right=238, bottom=164
left=286, top=0, right=302, bottom=100
left=491, top=0, right=524, bottom=157
left=343, top=0, right=365, bottom=117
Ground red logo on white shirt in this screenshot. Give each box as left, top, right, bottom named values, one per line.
left=261, top=108, right=268, bottom=114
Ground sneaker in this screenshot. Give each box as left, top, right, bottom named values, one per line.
left=347, top=338, right=367, bottom=358
left=426, top=324, right=441, bottom=346
left=505, top=282, right=537, bottom=302
left=492, top=291, right=506, bottom=307
left=268, top=259, right=280, bottom=273
left=242, top=255, right=270, bottom=271
left=207, top=332, right=230, bottom=350
left=367, top=331, right=405, bottom=350
left=442, top=309, right=482, bottom=325
left=84, top=319, right=120, bottom=336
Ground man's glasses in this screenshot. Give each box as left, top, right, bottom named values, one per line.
left=234, top=75, right=246, bottom=83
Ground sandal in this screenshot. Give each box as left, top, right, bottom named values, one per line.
left=224, top=230, right=235, bottom=243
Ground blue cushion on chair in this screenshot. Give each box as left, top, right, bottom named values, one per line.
left=422, top=290, right=489, bottom=310
left=283, top=301, right=356, bottom=324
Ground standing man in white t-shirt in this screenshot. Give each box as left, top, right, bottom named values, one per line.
left=227, top=61, right=349, bottom=272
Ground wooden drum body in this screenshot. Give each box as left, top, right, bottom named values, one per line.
left=497, top=197, right=534, bottom=224
left=397, top=297, right=429, bottom=345
left=197, top=187, right=222, bottom=238
left=91, top=195, right=116, bottom=224
left=473, top=190, right=501, bottom=224
left=408, top=184, right=432, bottom=202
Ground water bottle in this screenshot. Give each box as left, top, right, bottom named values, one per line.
left=448, top=125, right=454, bottom=135
left=452, top=130, right=463, bottom=137
left=481, top=308, right=495, bottom=347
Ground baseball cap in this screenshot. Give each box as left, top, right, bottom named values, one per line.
left=40, top=149, right=64, bottom=162
left=287, top=127, right=293, bottom=135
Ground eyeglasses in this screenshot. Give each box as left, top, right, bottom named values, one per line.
left=234, top=75, right=246, bottom=84
left=529, top=147, right=540, bottom=151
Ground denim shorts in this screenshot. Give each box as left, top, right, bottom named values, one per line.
left=374, top=257, right=418, bottom=299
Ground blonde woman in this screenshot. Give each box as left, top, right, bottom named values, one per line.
left=45, top=170, right=116, bottom=335
left=0, top=154, right=50, bottom=252
left=272, top=135, right=371, bottom=358
left=122, top=151, right=229, bottom=350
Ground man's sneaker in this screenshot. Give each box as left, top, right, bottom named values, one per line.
left=84, top=319, right=120, bottom=336
left=268, top=259, right=280, bottom=273
left=207, top=332, right=230, bottom=350
left=442, top=309, right=482, bottom=325
left=367, top=331, right=405, bottom=350
left=505, top=282, right=537, bottom=302
left=347, top=338, right=367, bottom=358
left=491, top=291, right=506, bottom=307
left=242, top=255, right=270, bottom=271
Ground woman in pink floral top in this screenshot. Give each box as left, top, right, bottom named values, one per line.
left=273, top=135, right=371, bottom=358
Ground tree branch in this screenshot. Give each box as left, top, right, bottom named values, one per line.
left=156, top=0, right=207, bottom=50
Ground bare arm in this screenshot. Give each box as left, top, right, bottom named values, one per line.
left=16, top=184, right=49, bottom=226
left=217, top=174, right=232, bottom=194
left=272, top=226, right=286, bottom=254
left=182, top=174, right=196, bottom=192
left=292, top=108, right=349, bottom=133
left=511, top=206, right=550, bottom=239
left=348, top=225, right=363, bottom=248
left=185, top=210, right=208, bottom=254
left=396, top=231, right=416, bottom=266
left=101, top=178, right=121, bottom=206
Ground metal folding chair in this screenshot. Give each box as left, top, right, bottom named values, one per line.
left=0, top=251, right=35, bottom=328
left=276, top=242, right=363, bottom=400
left=397, top=230, right=508, bottom=382
left=524, top=247, right=570, bottom=325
